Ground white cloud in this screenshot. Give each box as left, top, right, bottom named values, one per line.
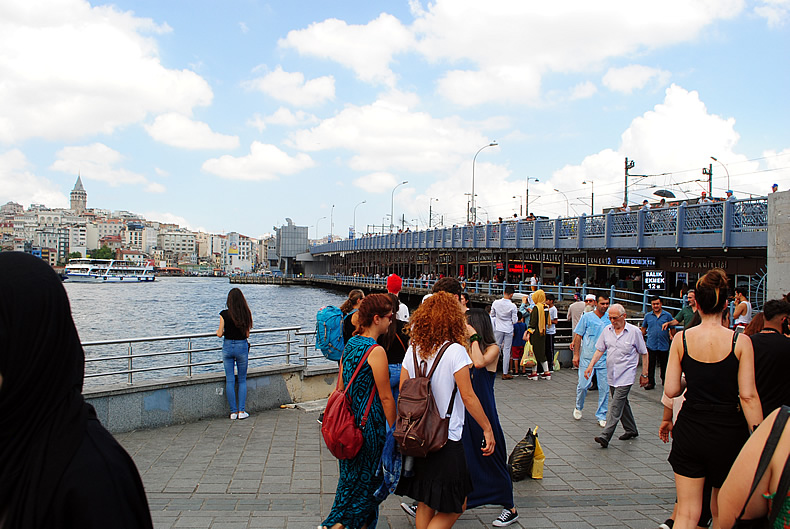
left=145, top=113, right=240, bottom=150
left=202, top=142, right=315, bottom=181
left=410, top=0, right=743, bottom=105
left=278, top=13, right=415, bottom=87
left=570, top=81, right=598, bottom=100
left=288, top=91, right=492, bottom=174
left=352, top=172, right=399, bottom=193
left=50, top=143, right=164, bottom=192
left=265, top=108, right=319, bottom=127
left=246, top=113, right=267, bottom=132
left=154, top=167, right=169, bottom=177
left=603, top=65, right=671, bottom=94
left=244, top=66, right=335, bottom=107
left=755, top=0, right=790, bottom=26
left=760, top=148, right=790, bottom=187
left=545, top=84, right=764, bottom=217
left=239, top=22, right=249, bottom=34
left=0, top=149, right=68, bottom=207
left=0, top=0, right=213, bottom=142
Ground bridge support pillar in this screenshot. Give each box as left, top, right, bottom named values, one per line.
left=767, top=190, right=790, bottom=300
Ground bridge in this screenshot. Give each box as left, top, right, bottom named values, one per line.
left=311, top=198, right=767, bottom=254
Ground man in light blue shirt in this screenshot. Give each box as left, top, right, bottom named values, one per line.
left=641, top=295, right=673, bottom=389
left=571, top=294, right=611, bottom=425
left=585, top=304, right=648, bottom=448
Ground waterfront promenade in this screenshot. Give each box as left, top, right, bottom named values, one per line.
left=118, top=367, right=676, bottom=529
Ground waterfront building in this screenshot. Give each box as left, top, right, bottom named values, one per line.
left=274, top=218, right=308, bottom=275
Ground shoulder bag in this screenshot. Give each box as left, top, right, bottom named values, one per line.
left=321, top=344, right=377, bottom=460
left=733, top=405, right=790, bottom=528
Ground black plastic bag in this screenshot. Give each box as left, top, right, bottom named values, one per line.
left=508, top=428, right=535, bottom=482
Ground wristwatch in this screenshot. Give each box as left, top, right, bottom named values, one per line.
left=640, top=374, right=648, bottom=378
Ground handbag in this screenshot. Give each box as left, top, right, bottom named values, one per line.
left=732, top=406, right=790, bottom=528
left=520, top=342, right=536, bottom=368
left=508, top=428, right=536, bottom=481
left=321, top=345, right=377, bottom=460
left=394, top=343, right=457, bottom=458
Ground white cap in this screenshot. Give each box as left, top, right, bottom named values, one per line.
left=585, top=294, right=596, bottom=301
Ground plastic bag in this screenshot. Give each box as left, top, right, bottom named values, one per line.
left=507, top=428, right=535, bottom=481
left=532, top=430, right=545, bottom=479
left=520, top=342, right=536, bottom=368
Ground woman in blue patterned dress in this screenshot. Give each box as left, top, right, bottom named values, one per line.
left=321, top=293, right=397, bottom=529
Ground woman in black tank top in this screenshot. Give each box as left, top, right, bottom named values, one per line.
left=664, top=269, right=762, bottom=529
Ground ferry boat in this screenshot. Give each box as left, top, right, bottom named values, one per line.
left=64, top=258, right=156, bottom=282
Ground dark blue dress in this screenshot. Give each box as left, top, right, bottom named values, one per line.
left=322, top=335, right=386, bottom=529
left=462, top=367, right=514, bottom=510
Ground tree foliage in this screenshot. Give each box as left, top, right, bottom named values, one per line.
left=89, top=246, right=114, bottom=259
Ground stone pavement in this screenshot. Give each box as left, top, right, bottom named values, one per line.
left=117, top=367, right=676, bottom=529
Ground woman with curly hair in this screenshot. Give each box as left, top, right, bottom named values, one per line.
left=396, top=292, right=495, bottom=529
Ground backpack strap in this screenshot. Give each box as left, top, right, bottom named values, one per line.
left=731, top=330, right=738, bottom=355
left=338, top=344, right=377, bottom=392
left=736, top=406, right=790, bottom=522
left=768, top=440, right=790, bottom=524
left=340, top=344, right=379, bottom=430
left=425, top=343, right=457, bottom=419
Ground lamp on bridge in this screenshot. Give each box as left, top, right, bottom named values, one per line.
left=711, top=156, right=730, bottom=192
left=390, top=181, right=408, bottom=233
left=582, top=180, right=594, bottom=215
left=553, top=188, right=570, bottom=217
left=471, top=142, right=498, bottom=224
left=353, top=200, right=366, bottom=239
left=526, top=176, right=539, bottom=216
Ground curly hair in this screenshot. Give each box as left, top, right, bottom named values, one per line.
left=407, top=291, right=467, bottom=359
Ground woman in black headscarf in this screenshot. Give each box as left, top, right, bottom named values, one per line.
left=0, top=252, right=153, bottom=529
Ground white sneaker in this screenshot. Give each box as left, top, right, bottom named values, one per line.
left=238, top=411, right=249, bottom=420
left=598, top=419, right=606, bottom=427
left=573, top=408, right=582, bottom=420
left=230, top=413, right=238, bottom=420
left=400, top=502, right=417, bottom=518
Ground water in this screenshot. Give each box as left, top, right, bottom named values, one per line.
left=64, top=277, right=349, bottom=386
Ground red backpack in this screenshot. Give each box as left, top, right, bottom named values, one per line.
left=321, top=345, right=377, bottom=459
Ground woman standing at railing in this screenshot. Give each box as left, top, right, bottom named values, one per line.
left=217, top=288, right=253, bottom=420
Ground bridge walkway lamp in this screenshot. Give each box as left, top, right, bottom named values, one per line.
left=390, top=181, right=408, bottom=233
left=526, top=176, right=539, bottom=216
left=353, top=200, right=366, bottom=239
left=470, top=142, right=497, bottom=224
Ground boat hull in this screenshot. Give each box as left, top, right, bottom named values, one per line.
left=64, top=274, right=155, bottom=283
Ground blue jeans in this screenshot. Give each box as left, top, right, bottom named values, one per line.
left=389, top=363, right=401, bottom=403
left=223, top=339, right=249, bottom=413
left=576, top=355, right=609, bottom=421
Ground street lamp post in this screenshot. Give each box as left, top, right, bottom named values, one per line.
left=429, top=197, right=438, bottom=227
left=582, top=180, right=594, bottom=215
left=390, top=181, right=408, bottom=233
left=526, top=177, right=539, bottom=216
left=353, top=200, right=366, bottom=238
left=315, top=216, right=326, bottom=241
left=512, top=195, right=523, bottom=216
left=470, top=142, right=498, bottom=224
left=711, top=156, right=730, bottom=192
left=553, top=188, right=570, bottom=217
left=330, top=204, right=335, bottom=242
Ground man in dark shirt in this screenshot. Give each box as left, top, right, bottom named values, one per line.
left=750, top=299, right=790, bottom=417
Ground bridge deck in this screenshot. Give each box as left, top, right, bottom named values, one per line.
left=118, top=367, right=676, bottom=529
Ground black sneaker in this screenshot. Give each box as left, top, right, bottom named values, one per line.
left=317, top=412, right=324, bottom=425
left=493, top=509, right=519, bottom=527
left=658, top=519, right=674, bottom=529
left=400, top=502, right=417, bottom=518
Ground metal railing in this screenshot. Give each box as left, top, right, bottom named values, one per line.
left=311, top=197, right=768, bottom=254
left=82, top=326, right=327, bottom=387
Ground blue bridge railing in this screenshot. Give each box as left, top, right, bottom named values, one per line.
left=311, top=198, right=767, bottom=254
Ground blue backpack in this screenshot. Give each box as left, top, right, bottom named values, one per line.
left=316, top=306, right=351, bottom=361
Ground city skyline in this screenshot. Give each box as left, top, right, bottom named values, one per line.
left=1, top=0, right=789, bottom=238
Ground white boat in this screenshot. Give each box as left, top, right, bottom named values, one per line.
left=64, top=258, right=156, bottom=283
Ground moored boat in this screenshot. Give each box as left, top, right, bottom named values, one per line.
left=64, top=258, right=155, bottom=282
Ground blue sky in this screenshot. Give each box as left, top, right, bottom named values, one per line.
left=1, top=0, right=789, bottom=239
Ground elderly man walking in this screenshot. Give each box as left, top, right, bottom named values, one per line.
left=584, top=304, right=648, bottom=448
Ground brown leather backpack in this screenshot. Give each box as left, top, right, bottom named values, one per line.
left=393, top=342, right=457, bottom=458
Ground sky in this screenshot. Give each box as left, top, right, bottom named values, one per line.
left=1, top=0, right=789, bottom=240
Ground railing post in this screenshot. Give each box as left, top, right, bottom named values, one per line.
left=127, top=342, right=133, bottom=384
left=642, top=289, right=649, bottom=314
left=582, top=282, right=587, bottom=298
left=187, top=337, right=193, bottom=378
left=637, top=208, right=645, bottom=249
left=722, top=199, right=733, bottom=249
left=558, top=282, right=563, bottom=301
left=303, top=333, right=310, bottom=368
left=577, top=214, right=585, bottom=249
left=676, top=202, right=686, bottom=249
left=488, top=280, right=492, bottom=295
left=286, top=329, right=292, bottom=364
left=610, top=285, right=616, bottom=304
left=605, top=210, right=613, bottom=247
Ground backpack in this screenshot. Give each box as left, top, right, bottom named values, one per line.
left=321, top=345, right=377, bottom=459
left=393, top=342, right=457, bottom=458
left=316, top=306, right=349, bottom=361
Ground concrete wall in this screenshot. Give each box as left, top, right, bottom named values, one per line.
left=85, top=364, right=337, bottom=434
left=767, top=190, right=790, bottom=301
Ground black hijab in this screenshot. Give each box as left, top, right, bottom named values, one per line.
left=0, top=252, right=92, bottom=527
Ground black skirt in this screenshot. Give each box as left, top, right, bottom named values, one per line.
left=396, top=440, right=473, bottom=514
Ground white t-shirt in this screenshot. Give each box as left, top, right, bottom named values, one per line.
left=396, top=302, right=410, bottom=322
left=491, top=297, right=518, bottom=333
left=402, top=342, right=471, bottom=441
left=547, top=306, right=558, bottom=335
